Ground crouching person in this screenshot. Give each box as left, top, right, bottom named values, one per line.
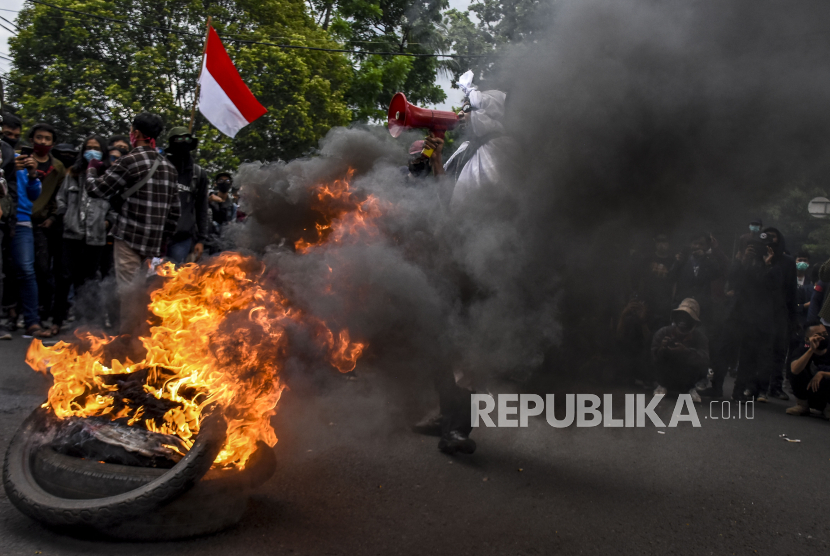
left=786, top=320, right=830, bottom=418
left=651, top=298, right=709, bottom=403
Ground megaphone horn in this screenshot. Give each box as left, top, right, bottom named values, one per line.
left=387, top=93, right=460, bottom=157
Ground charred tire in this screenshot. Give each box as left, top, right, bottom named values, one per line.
left=31, top=441, right=276, bottom=541
left=3, top=406, right=227, bottom=531
left=33, top=441, right=276, bottom=499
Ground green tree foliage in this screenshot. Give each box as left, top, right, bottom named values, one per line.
left=760, top=179, right=830, bottom=263
left=306, top=0, right=450, bottom=121
left=7, top=0, right=352, bottom=171
left=444, top=0, right=550, bottom=84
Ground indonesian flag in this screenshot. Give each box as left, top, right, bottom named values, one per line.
left=199, top=26, right=267, bottom=138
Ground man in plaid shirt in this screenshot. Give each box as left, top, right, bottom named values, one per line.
left=86, top=113, right=180, bottom=331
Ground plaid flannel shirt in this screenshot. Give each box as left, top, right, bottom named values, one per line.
left=85, top=146, right=180, bottom=258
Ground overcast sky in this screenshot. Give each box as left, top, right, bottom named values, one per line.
left=0, top=0, right=469, bottom=110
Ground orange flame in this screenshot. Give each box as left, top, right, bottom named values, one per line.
left=294, top=168, right=383, bottom=252
left=26, top=169, right=371, bottom=468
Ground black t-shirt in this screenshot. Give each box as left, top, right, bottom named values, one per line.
left=36, top=158, right=53, bottom=180
left=789, top=343, right=830, bottom=376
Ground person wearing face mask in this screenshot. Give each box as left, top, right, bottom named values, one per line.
left=759, top=227, right=797, bottom=401
left=12, top=123, right=65, bottom=338
left=651, top=298, right=710, bottom=403
left=53, top=135, right=111, bottom=333
left=785, top=320, right=830, bottom=418
left=737, top=219, right=763, bottom=256
left=85, top=112, right=180, bottom=335
left=164, top=127, right=209, bottom=264
left=52, top=144, right=80, bottom=170
left=208, top=172, right=236, bottom=227
left=795, top=252, right=812, bottom=328
left=636, top=234, right=677, bottom=331
left=729, top=234, right=782, bottom=400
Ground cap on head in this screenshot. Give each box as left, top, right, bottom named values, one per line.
left=53, top=143, right=78, bottom=154
left=750, top=218, right=763, bottom=227
left=167, top=126, right=198, bottom=150
left=672, top=298, right=701, bottom=322
left=409, top=140, right=425, bottom=156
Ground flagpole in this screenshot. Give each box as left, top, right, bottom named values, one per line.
left=189, top=16, right=212, bottom=133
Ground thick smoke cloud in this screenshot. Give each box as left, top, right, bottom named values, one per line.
left=230, top=0, right=830, bottom=403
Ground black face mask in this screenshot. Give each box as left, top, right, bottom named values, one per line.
left=168, top=142, right=192, bottom=156
left=673, top=320, right=694, bottom=334
left=1, top=135, right=19, bottom=148
left=818, top=338, right=829, bottom=351
left=217, top=181, right=231, bottom=193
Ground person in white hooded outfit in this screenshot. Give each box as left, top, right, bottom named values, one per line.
left=440, top=71, right=510, bottom=209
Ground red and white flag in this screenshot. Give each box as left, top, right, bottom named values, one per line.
left=199, top=26, right=267, bottom=138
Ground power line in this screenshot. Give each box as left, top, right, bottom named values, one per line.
left=27, top=0, right=494, bottom=59
left=0, top=15, right=20, bottom=31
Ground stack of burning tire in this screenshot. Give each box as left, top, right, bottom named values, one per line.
left=3, top=407, right=276, bottom=540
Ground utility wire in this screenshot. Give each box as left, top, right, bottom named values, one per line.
left=0, top=15, right=20, bottom=31
left=27, top=0, right=494, bottom=59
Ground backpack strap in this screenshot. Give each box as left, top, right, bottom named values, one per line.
left=120, top=155, right=162, bottom=202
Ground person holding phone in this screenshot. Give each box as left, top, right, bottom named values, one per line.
left=10, top=135, right=49, bottom=338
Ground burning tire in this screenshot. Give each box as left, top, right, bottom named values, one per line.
left=3, top=406, right=228, bottom=537
left=30, top=440, right=277, bottom=540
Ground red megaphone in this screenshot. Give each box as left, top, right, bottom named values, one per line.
left=387, top=93, right=459, bottom=150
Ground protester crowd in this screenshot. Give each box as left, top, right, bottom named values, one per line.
left=619, top=223, right=830, bottom=419
left=0, top=112, right=243, bottom=340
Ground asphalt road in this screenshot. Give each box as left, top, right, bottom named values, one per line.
left=1, top=332, right=829, bottom=556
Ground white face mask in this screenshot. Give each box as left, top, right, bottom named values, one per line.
left=749, top=225, right=761, bottom=233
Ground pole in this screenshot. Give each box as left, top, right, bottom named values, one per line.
left=189, top=16, right=212, bottom=133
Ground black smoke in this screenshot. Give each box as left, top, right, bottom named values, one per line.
left=229, top=0, right=830, bottom=406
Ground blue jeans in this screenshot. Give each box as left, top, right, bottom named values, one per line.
left=167, top=237, right=192, bottom=264
left=11, top=225, right=39, bottom=327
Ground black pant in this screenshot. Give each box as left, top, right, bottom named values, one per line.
left=734, top=327, right=775, bottom=397
left=53, top=238, right=103, bottom=326
left=435, top=370, right=472, bottom=436
left=788, top=368, right=830, bottom=409
left=1, top=224, right=17, bottom=313
left=711, top=317, right=741, bottom=392
left=767, top=316, right=790, bottom=394
left=655, top=359, right=707, bottom=393
left=33, top=223, right=63, bottom=321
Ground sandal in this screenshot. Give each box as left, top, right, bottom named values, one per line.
left=48, top=324, right=61, bottom=337
left=24, top=324, right=52, bottom=339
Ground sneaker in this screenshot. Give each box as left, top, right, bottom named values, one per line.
left=786, top=400, right=810, bottom=416
left=688, top=388, right=702, bottom=404
left=823, top=406, right=830, bottom=420
left=756, top=393, right=768, bottom=403
left=438, top=431, right=476, bottom=455
left=0, top=328, right=11, bottom=341
left=15, top=315, right=24, bottom=330
left=22, top=324, right=51, bottom=339
left=732, top=390, right=748, bottom=402
left=653, top=385, right=668, bottom=396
